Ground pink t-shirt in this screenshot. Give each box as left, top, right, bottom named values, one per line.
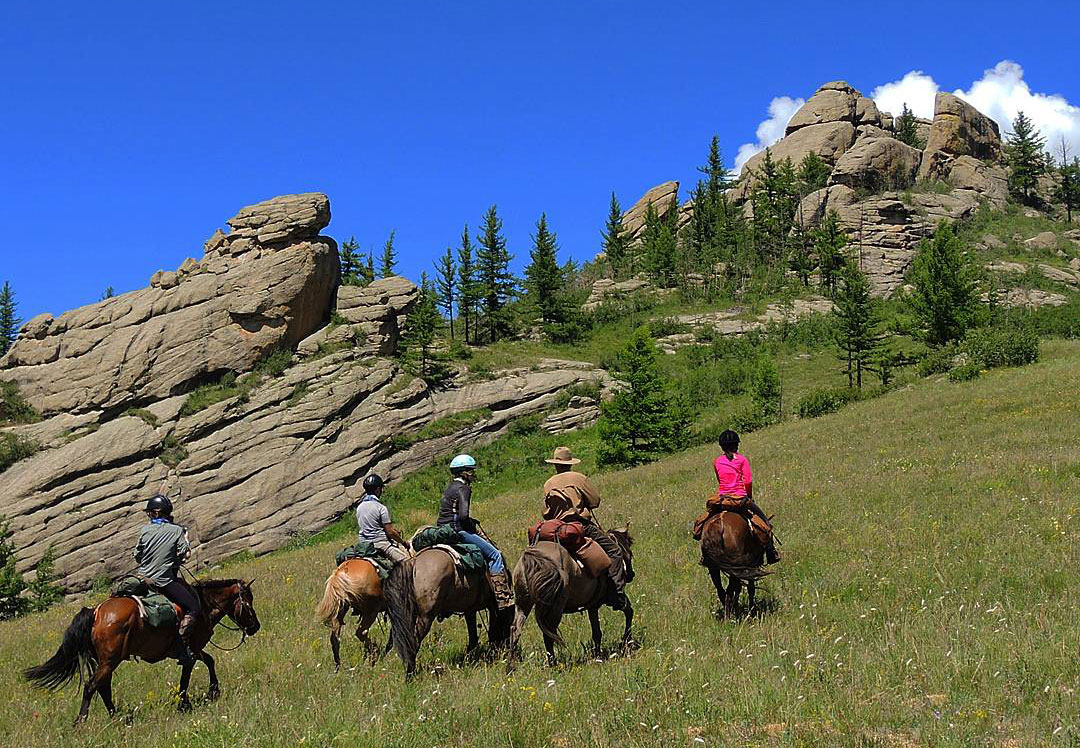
left=713, top=453, right=752, bottom=498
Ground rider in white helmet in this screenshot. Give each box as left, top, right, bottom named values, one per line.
left=437, top=454, right=513, bottom=608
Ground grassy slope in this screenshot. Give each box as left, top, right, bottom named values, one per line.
left=1, top=341, right=1077, bottom=747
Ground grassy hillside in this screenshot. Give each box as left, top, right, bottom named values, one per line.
left=1, top=341, right=1077, bottom=747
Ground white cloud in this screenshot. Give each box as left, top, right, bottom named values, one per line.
left=734, top=61, right=1080, bottom=174
left=871, top=71, right=938, bottom=120
left=733, top=95, right=804, bottom=173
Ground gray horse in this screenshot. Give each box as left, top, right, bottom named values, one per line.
left=383, top=547, right=513, bottom=677
left=508, top=527, right=634, bottom=667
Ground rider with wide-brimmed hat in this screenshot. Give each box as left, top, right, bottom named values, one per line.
left=542, top=446, right=630, bottom=610
left=133, top=493, right=200, bottom=661
left=355, top=473, right=410, bottom=563
left=437, top=454, right=514, bottom=608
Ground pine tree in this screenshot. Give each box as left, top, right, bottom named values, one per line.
left=750, top=150, right=800, bottom=272
left=894, top=104, right=924, bottom=149
left=812, top=211, right=848, bottom=296
left=700, top=135, right=733, bottom=199
left=339, top=236, right=364, bottom=286
left=26, top=545, right=63, bottom=613
left=434, top=247, right=457, bottom=339
left=796, top=152, right=830, bottom=194
left=833, top=259, right=882, bottom=388
left=1005, top=111, right=1047, bottom=205
left=457, top=225, right=478, bottom=345
left=787, top=221, right=817, bottom=287
left=0, top=515, right=27, bottom=620
left=0, top=282, right=20, bottom=357
left=1053, top=138, right=1080, bottom=223
left=100, top=286, right=115, bottom=300
left=364, top=252, right=376, bottom=286
left=597, top=327, right=691, bottom=466
left=601, top=192, right=629, bottom=279
left=379, top=230, right=398, bottom=278
left=907, top=221, right=980, bottom=347
left=400, top=273, right=448, bottom=383
left=476, top=205, right=515, bottom=343
left=524, top=213, right=565, bottom=324
left=684, top=136, right=737, bottom=298
left=749, top=357, right=782, bottom=424
left=641, top=200, right=678, bottom=288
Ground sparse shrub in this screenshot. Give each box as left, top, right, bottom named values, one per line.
left=448, top=339, right=473, bottom=360
left=750, top=357, right=782, bottom=423
left=798, top=386, right=865, bottom=419
left=26, top=545, right=63, bottom=613
left=916, top=344, right=956, bottom=377
left=0, top=433, right=39, bottom=474
left=123, top=408, right=160, bottom=427
left=961, top=326, right=1040, bottom=369
left=0, top=380, right=39, bottom=425
left=160, top=434, right=188, bottom=467
left=648, top=316, right=691, bottom=338
left=552, top=380, right=603, bottom=410
left=508, top=413, right=543, bottom=436
left=948, top=362, right=983, bottom=382
left=285, top=383, right=309, bottom=407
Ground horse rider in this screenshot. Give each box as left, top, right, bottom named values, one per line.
left=713, top=430, right=780, bottom=564
left=437, top=454, right=514, bottom=608
left=355, top=473, right=410, bottom=564
left=133, top=494, right=201, bottom=661
left=542, top=446, right=630, bottom=610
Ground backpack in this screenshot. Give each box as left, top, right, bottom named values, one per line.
left=528, top=519, right=587, bottom=553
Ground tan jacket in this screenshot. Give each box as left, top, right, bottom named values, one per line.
left=542, top=471, right=601, bottom=521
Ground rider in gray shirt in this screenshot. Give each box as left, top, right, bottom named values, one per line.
left=355, top=474, right=409, bottom=563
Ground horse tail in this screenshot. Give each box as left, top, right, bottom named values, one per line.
left=521, top=548, right=565, bottom=647
left=383, top=559, right=418, bottom=670
left=316, top=566, right=350, bottom=628
left=23, top=607, right=97, bottom=690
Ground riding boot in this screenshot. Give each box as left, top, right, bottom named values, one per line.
left=177, top=612, right=198, bottom=664
left=487, top=571, right=514, bottom=609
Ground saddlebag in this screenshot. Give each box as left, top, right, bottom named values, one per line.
left=575, top=537, right=612, bottom=578
left=528, top=519, right=587, bottom=553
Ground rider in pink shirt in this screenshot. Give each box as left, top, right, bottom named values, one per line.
left=713, top=430, right=779, bottom=564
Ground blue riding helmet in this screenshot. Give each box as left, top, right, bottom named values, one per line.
left=449, top=454, right=477, bottom=472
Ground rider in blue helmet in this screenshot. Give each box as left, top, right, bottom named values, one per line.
left=437, top=454, right=513, bottom=608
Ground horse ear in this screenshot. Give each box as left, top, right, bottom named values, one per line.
left=246, top=578, right=256, bottom=587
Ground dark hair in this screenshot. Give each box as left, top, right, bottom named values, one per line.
left=718, top=429, right=740, bottom=451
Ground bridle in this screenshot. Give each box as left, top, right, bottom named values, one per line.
left=205, top=583, right=257, bottom=652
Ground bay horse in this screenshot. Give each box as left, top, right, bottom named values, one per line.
left=24, top=579, right=260, bottom=723
left=508, top=527, right=634, bottom=667
left=383, top=548, right=513, bottom=678
left=700, top=512, right=770, bottom=615
left=316, top=558, right=390, bottom=670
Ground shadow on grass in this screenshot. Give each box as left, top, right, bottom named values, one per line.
left=713, top=588, right=781, bottom=621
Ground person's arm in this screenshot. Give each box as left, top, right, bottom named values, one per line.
left=457, top=484, right=477, bottom=532
left=579, top=476, right=602, bottom=510
left=742, top=457, right=753, bottom=501
left=177, top=526, right=192, bottom=563
left=133, top=530, right=144, bottom=562
left=383, top=523, right=406, bottom=546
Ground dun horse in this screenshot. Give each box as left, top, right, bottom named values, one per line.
left=24, top=579, right=260, bottom=723
left=699, top=512, right=769, bottom=615
left=508, top=527, right=635, bottom=666
left=384, top=548, right=513, bottom=677
left=316, top=558, right=389, bottom=670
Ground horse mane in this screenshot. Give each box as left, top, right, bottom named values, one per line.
left=194, top=578, right=244, bottom=590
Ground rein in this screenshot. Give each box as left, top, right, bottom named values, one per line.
left=197, top=580, right=254, bottom=653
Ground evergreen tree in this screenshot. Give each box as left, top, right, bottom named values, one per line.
left=456, top=225, right=479, bottom=345
left=601, top=192, right=629, bottom=279
left=597, top=327, right=691, bottom=466
left=787, top=220, right=817, bottom=287
left=339, top=236, right=365, bottom=286
left=379, top=230, right=398, bottom=278
left=0, top=515, right=27, bottom=620
left=698, top=135, right=733, bottom=199
left=750, top=357, right=782, bottom=424
left=750, top=150, right=800, bottom=271
left=894, top=104, right=924, bottom=149
left=833, top=260, right=882, bottom=388
left=364, top=252, right=376, bottom=286
left=476, top=205, right=516, bottom=343
left=400, top=273, right=449, bottom=383
left=0, top=282, right=20, bottom=357
left=1053, top=138, right=1080, bottom=223
left=796, top=152, right=830, bottom=194
left=101, top=286, right=115, bottom=300
left=434, top=247, right=457, bottom=339
left=684, top=136, right=737, bottom=298
left=524, top=213, right=565, bottom=324
left=26, top=545, right=63, bottom=613
left=812, top=211, right=848, bottom=296
left=907, top=221, right=980, bottom=347
left=1005, top=111, right=1047, bottom=205
left=641, top=199, right=678, bottom=288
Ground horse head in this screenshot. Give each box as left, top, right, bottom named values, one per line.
left=608, top=525, right=635, bottom=583
left=199, top=579, right=261, bottom=636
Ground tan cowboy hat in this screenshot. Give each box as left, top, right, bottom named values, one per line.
left=544, top=446, right=581, bottom=466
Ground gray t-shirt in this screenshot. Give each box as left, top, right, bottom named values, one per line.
left=356, top=494, right=392, bottom=541
left=133, top=520, right=190, bottom=586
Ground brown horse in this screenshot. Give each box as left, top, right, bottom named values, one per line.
left=316, top=559, right=390, bottom=670
left=24, top=579, right=260, bottom=723
left=508, top=527, right=635, bottom=667
left=700, top=512, right=770, bottom=615
left=383, top=548, right=513, bottom=678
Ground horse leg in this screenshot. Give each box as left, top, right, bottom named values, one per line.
left=620, top=602, right=636, bottom=650
left=464, top=611, right=480, bottom=656
left=77, top=662, right=116, bottom=724
left=96, top=667, right=117, bottom=718
left=177, top=659, right=195, bottom=712
left=725, top=577, right=743, bottom=616
left=199, top=651, right=220, bottom=701
left=507, top=600, right=532, bottom=670
left=329, top=608, right=346, bottom=672
left=355, top=609, right=379, bottom=661
left=747, top=581, right=757, bottom=613
left=707, top=566, right=727, bottom=616
left=405, top=614, right=434, bottom=678
left=587, top=608, right=603, bottom=658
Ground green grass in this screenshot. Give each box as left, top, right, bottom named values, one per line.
left=178, top=348, right=294, bottom=417
left=0, top=380, right=40, bottom=425
left=0, top=432, right=39, bottom=474
left=961, top=202, right=1077, bottom=263
left=3, top=341, right=1077, bottom=746
left=388, top=408, right=494, bottom=451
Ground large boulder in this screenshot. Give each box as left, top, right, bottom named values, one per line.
left=620, top=181, right=680, bottom=244
left=918, top=93, right=1003, bottom=183
left=785, top=81, right=882, bottom=134
left=732, top=122, right=857, bottom=203
left=1, top=194, right=340, bottom=415
left=829, top=135, right=922, bottom=192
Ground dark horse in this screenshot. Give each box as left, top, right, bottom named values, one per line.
left=384, top=548, right=513, bottom=678
left=508, top=527, right=634, bottom=667
left=700, top=512, right=770, bottom=615
left=316, top=558, right=390, bottom=670
left=24, top=579, right=260, bottom=723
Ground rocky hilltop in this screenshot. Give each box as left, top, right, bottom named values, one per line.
left=0, top=194, right=608, bottom=591
left=619, top=82, right=1011, bottom=296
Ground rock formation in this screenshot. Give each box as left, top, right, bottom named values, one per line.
left=0, top=194, right=609, bottom=591
left=619, top=181, right=680, bottom=245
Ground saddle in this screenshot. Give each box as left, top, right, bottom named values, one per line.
left=691, top=494, right=771, bottom=544
left=111, top=576, right=180, bottom=628
left=335, top=541, right=395, bottom=579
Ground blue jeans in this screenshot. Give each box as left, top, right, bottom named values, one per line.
left=457, top=531, right=505, bottom=574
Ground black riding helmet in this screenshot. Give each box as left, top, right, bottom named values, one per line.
left=362, top=474, right=385, bottom=492
left=145, top=493, right=173, bottom=516
left=718, top=429, right=740, bottom=452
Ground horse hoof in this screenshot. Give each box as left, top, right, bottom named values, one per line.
left=73, top=715, right=88, bottom=727
left=207, top=686, right=221, bottom=701
left=178, top=699, right=193, bottom=713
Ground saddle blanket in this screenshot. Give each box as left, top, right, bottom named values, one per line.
left=110, top=577, right=179, bottom=628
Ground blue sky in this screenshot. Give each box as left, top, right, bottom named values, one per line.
left=2, top=1, right=1078, bottom=321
